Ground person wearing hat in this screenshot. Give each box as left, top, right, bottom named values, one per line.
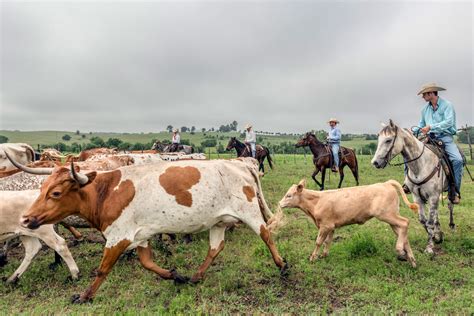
left=170, top=128, right=181, bottom=152
left=327, top=118, right=341, bottom=172
left=409, top=83, right=463, bottom=204
left=244, top=123, right=256, bottom=158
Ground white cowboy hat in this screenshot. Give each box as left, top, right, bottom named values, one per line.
left=172, top=128, right=179, bottom=133
left=327, top=118, right=339, bottom=124
left=417, top=83, right=446, bottom=95
left=245, top=123, right=252, bottom=129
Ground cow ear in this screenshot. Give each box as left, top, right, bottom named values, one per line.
left=297, top=179, right=306, bottom=192
left=83, top=171, right=97, bottom=186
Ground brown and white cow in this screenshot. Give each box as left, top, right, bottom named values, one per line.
left=6, top=154, right=287, bottom=303
left=78, top=148, right=118, bottom=161
left=279, top=179, right=418, bottom=267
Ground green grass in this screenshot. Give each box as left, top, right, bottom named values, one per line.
left=1, top=155, right=473, bottom=314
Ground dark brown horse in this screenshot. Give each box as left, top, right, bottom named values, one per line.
left=296, top=132, right=359, bottom=190
left=226, top=137, right=273, bottom=173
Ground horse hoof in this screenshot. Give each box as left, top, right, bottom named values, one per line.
left=424, top=247, right=434, bottom=255
left=280, top=259, right=290, bottom=277
left=0, top=254, right=8, bottom=267
left=434, top=232, right=444, bottom=244
left=171, top=269, right=189, bottom=285
left=449, top=223, right=456, bottom=231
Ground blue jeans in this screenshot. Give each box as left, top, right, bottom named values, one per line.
left=404, top=135, right=463, bottom=194
left=250, top=143, right=256, bottom=158
left=331, top=143, right=340, bottom=167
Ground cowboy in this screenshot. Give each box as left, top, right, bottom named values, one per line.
left=244, top=123, right=256, bottom=158
left=409, top=83, right=463, bottom=204
left=327, top=118, right=341, bottom=172
left=170, top=128, right=181, bottom=152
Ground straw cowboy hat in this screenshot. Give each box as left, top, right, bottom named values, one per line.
left=245, top=123, right=252, bottom=129
left=172, top=128, right=179, bottom=133
left=327, top=118, right=339, bottom=124
left=417, top=83, right=446, bottom=95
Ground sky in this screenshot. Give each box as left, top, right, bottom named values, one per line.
left=0, top=0, right=472, bottom=134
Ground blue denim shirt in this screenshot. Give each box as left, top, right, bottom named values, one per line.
left=328, top=127, right=341, bottom=144
left=417, top=97, right=457, bottom=136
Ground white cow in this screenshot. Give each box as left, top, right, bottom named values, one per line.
left=0, top=190, right=80, bottom=283
left=9, top=156, right=287, bottom=303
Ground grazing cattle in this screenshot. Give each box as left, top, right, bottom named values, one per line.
left=279, top=179, right=418, bottom=267
left=78, top=155, right=135, bottom=171
left=0, top=143, right=35, bottom=172
left=40, top=148, right=63, bottom=162
left=7, top=154, right=287, bottom=303
left=0, top=190, right=80, bottom=283
left=78, top=148, right=118, bottom=161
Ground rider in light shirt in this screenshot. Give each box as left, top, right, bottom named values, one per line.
left=245, top=123, right=256, bottom=158
left=327, top=118, right=341, bottom=172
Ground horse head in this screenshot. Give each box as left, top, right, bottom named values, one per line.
left=295, top=132, right=315, bottom=147
left=371, top=119, right=405, bottom=168
left=226, top=137, right=237, bottom=151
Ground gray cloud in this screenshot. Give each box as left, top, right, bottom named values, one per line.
left=1, top=1, right=472, bottom=134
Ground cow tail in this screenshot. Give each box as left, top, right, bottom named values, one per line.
left=248, top=164, right=285, bottom=233
left=387, top=180, right=419, bottom=214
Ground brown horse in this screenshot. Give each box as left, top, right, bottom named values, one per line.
left=296, top=132, right=359, bottom=190
left=226, top=137, right=273, bottom=173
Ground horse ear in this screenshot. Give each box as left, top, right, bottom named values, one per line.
left=389, top=119, right=394, bottom=127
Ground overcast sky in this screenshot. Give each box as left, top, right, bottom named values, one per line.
left=1, top=1, right=472, bottom=134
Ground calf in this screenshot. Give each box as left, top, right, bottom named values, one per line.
left=279, top=179, right=418, bottom=267
left=7, top=154, right=287, bottom=303
left=0, top=190, right=80, bottom=283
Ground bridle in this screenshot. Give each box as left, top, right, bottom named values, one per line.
left=384, top=126, right=426, bottom=167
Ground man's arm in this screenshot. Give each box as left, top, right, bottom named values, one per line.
left=429, top=103, right=455, bottom=134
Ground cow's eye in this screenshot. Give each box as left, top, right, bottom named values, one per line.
left=286, top=194, right=292, bottom=198
left=51, top=191, right=61, bottom=198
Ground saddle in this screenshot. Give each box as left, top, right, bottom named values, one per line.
left=425, top=135, right=460, bottom=199
left=325, top=144, right=350, bottom=168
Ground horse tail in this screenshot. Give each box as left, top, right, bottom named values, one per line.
left=387, top=180, right=419, bottom=214
left=265, top=146, right=274, bottom=169
left=353, top=149, right=359, bottom=184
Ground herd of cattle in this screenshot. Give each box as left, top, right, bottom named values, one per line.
left=0, top=140, right=425, bottom=304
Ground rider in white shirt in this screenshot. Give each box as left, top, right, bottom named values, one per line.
left=245, top=123, right=256, bottom=158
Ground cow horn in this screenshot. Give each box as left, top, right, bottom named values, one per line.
left=4, top=150, right=53, bottom=175
left=69, top=161, right=89, bottom=185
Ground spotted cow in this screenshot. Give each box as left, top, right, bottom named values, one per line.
left=6, top=154, right=287, bottom=303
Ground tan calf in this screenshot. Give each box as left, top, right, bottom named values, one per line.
left=279, top=179, right=418, bottom=267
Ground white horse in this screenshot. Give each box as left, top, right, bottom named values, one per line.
left=371, top=120, right=455, bottom=254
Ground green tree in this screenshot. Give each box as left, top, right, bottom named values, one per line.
left=76, top=130, right=80, bottom=135
left=90, top=136, right=105, bottom=147
left=201, top=139, right=217, bottom=148
left=167, top=125, right=173, bottom=133
left=62, top=134, right=71, bottom=141
left=106, top=138, right=123, bottom=148
left=0, top=135, right=8, bottom=143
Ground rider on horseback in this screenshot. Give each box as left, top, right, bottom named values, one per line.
left=405, top=83, right=463, bottom=204
left=245, top=123, right=256, bottom=158
left=170, top=128, right=181, bottom=152
left=327, top=118, right=341, bottom=172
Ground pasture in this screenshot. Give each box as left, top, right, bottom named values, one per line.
left=1, top=155, right=473, bottom=314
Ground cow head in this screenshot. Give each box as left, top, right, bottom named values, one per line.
left=279, top=179, right=306, bottom=209
left=5, top=151, right=96, bottom=229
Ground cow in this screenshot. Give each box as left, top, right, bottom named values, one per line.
left=78, top=148, right=118, bottom=161
left=0, top=143, right=35, bottom=172
left=6, top=154, right=287, bottom=303
left=278, top=179, right=418, bottom=267
left=0, top=190, right=80, bottom=283
left=78, top=155, right=135, bottom=171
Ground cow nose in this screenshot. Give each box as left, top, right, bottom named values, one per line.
left=21, top=216, right=40, bottom=230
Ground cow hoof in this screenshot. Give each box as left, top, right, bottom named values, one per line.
left=64, top=273, right=81, bottom=284
left=434, top=232, right=444, bottom=244
left=280, top=259, right=290, bottom=277
left=397, top=253, right=408, bottom=261
left=0, top=254, right=8, bottom=267
left=171, top=269, right=189, bottom=285
left=189, top=277, right=202, bottom=285
left=70, top=294, right=92, bottom=304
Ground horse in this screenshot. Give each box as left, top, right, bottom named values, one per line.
left=151, top=140, right=194, bottom=154
left=371, top=119, right=456, bottom=254
left=295, top=132, right=359, bottom=190
left=226, top=137, right=273, bottom=173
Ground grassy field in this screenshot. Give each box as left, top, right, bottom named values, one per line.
left=1, top=155, right=473, bottom=314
